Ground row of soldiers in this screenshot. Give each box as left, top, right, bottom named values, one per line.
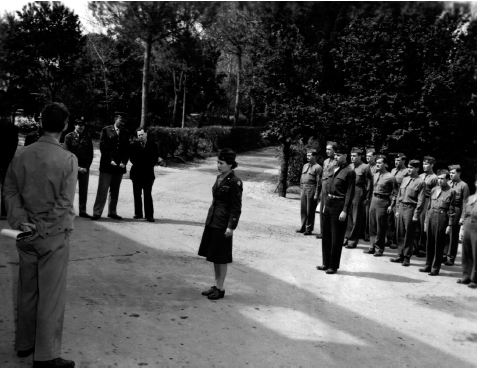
left=297, top=141, right=477, bottom=287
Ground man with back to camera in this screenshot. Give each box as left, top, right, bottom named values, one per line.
left=3, top=102, right=77, bottom=367
left=387, top=153, right=409, bottom=249
left=390, top=159, right=425, bottom=266
left=64, top=118, right=94, bottom=218
left=316, top=141, right=337, bottom=239
left=344, top=147, right=372, bottom=248
left=419, top=169, right=455, bottom=276
left=442, top=164, right=470, bottom=265
left=362, top=148, right=378, bottom=242
left=91, top=111, right=130, bottom=220
left=296, top=149, right=322, bottom=235
left=129, top=127, right=160, bottom=222
left=316, top=144, right=355, bottom=274
left=414, top=156, right=438, bottom=257
left=364, top=154, right=398, bottom=257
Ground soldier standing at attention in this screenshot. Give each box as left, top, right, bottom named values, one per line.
left=443, top=164, right=470, bottom=266
left=414, top=156, right=438, bottom=257
left=64, top=118, right=94, bottom=218
left=387, top=153, right=408, bottom=249
left=390, top=160, right=425, bottom=267
left=316, top=141, right=337, bottom=239
left=457, top=174, right=477, bottom=288
left=316, top=145, right=355, bottom=274
left=296, top=149, right=322, bottom=235
left=91, top=112, right=130, bottom=221
left=364, top=154, right=397, bottom=257
left=344, top=147, right=372, bottom=248
left=363, top=148, right=378, bottom=242
left=419, top=170, right=455, bottom=276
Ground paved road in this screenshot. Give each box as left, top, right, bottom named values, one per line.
left=1, top=146, right=476, bottom=367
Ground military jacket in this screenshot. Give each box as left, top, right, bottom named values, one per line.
left=321, top=157, right=337, bottom=196
left=205, top=170, right=243, bottom=230
left=64, top=131, right=94, bottom=169
left=300, top=163, right=322, bottom=186
left=427, top=186, right=455, bottom=226
left=326, top=163, right=356, bottom=212
left=419, top=172, right=438, bottom=198
left=99, top=125, right=130, bottom=174
left=397, top=176, right=426, bottom=218
left=373, top=171, right=397, bottom=198
left=449, top=180, right=470, bottom=209
left=461, top=194, right=477, bottom=223
left=4, top=136, right=78, bottom=238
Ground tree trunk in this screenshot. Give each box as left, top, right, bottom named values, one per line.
left=233, top=51, right=242, bottom=126
left=278, top=141, right=291, bottom=197
left=181, top=73, right=187, bottom=129
left=140, top=33, right=152, bottom=129
left=172, top=69, right=183, bottom=127
left=250, top=96, right=256, bottom=126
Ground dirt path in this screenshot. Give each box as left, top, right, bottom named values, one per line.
left=1, top=146, right=476, bottom=367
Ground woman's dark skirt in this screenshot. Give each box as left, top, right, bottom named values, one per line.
left=198, top=226, right=233, bottom=264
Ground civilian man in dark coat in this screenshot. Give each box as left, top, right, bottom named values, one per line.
left=0, top=118, right=19, bottom=217
left=91, top=112, right=130, bottom=220
left=130, top=127, right=159, bottom=222
left=316, top=144, right=355, bottom=274
left=64, top=118, right=94, bottom=218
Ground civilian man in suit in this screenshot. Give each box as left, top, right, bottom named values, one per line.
left=91, top=111, right=130, bottom=220
left=64, top=118, right=94, bottom=218
left=130, top=127, right=159, bottom=222
left=316, top=141, right=337, bottom=239
left=4, top=102, right=76, bottom=367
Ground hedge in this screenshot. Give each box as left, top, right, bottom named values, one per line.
left=148, top=126, right=265, bottom=159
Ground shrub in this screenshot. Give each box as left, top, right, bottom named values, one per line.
left=14, top=116, right=38, bottom=133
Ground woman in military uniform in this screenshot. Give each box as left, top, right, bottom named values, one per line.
left=198, top=148, right=243, bottom=300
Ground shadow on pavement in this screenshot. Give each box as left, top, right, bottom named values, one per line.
left=338, top=271, right=427, bottom=283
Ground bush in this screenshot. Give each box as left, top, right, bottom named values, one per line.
left=148, top=126, right=265, bottom=159
left=14, top=116, right=38, bottom=133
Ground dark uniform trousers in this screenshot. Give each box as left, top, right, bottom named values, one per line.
left=300, top=184, right=318, bottom=232
left=415, top=196, right=430, bottom=251
left=322, top=198, right=347, bottom=269
left=15, top=232, right=70, bottom=361
left=443, top=207, right=462, bottom=261
left=93, top=172, right=123, bottom=216
left=364, top=200, right=371, bottom=239
left=77, top=170, right=90, bottom=214
left=369, top=195, right=390, bottom=250
left=345, top=185, right=365, bottom=242
left=133, top=178, right=155, bottom=218
left=425, top=209, right=449, bottom=271
left=462, top=219, right=477, bottom=283
left=396, top=203, right=418, bottom=258
left=387, top=207, right=397, bottom=244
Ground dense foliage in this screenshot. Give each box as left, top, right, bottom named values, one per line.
left=1, top=1, right=477, bottom=194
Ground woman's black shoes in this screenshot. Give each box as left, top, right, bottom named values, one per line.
left=201, top=286, right=217, bottom=296
left=208, top=289, right=225, bottom=300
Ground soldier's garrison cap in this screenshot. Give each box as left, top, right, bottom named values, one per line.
left=394, top=152, right=406, bottom=159
left=375, top=154, right=387, bottom=162
left=437, top=169, right=450, bottom=176
left=326, top=141, right=337, bottom=149
left=423, top=156, right=436, bottom=164
left=334, top=145, right=348, bottom=154
left=113, top=111, right=128, bottom=118
left=351, top=147, right=362, bottom=154
left=218, top=148, right=236, bottom=162
left=74, top=117, right=85, bottom=125
left=448, top=164, right=461, bottom=171
left=366, top=148, right=376, bottom=154
left=408, top=160, right=420, bottom=168
left=307, top=148, right=317, bottom=154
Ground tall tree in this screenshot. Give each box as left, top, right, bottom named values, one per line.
left=4, top=2, right=85, bottom=101
left=90, top=1, right=214, bottom=129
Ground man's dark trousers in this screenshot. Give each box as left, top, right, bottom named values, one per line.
left=132, top=178, right=155, bottom=218
left=345, top=185, right=365, bottom=242
left=93, top=172, right=122, bottom=216
left=396, top=203, right=417, bottom=258
left=322, top=198, right=347, bottom=269
left=387, top=207, right=397, bottom=244
left=300, top=184, right=317, bottom=232
left=77, top=170, right=90, bottom=214
left=462, top=219, right=477, bottom=283
left=443, top=207, right=462, bottom=261
left=425, top=210, right=448, bottom=271
left=415, top=196, right=430, bottom=252
left=369, top=196, right=390, bottom=250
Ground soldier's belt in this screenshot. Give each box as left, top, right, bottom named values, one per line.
left=328, top=194, right=345, bottom=200
left=373, top=193, right=390, bottom=199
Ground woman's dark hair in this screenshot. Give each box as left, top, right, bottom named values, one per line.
left=41, top=103, right=69, bottom=132
left=227, top=160, right=238, bottom=169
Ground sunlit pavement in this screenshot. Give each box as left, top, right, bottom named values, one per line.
left=1, top=145, right=476, bottom=367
